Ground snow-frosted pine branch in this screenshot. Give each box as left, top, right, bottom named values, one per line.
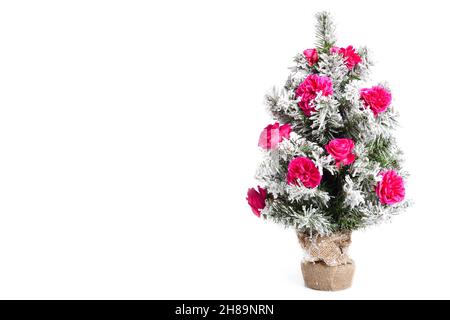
left=314, top=11, right=336, bottom=51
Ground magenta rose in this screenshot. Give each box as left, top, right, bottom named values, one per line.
left=325, top=138, right=356, bottom=168
left=295, top=74, right=333, bottom=116
left=258, top=122, right=292, bottom=150
left=246, top=186, right=267, bottom=217
left=330, top=46, right=340, bottom=54
left=303, top=48, right=319, bottom=66
left=360, top=86, right=392, bottom=117
left=376, top=170, right=405, bottom=205
left=330, top=45, right=362, bottom=69
left=287, top=157, right=322, bottom=188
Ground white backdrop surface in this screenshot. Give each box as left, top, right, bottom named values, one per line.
left=0, top=0, right=448, bottom=299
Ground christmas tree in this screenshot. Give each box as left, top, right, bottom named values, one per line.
left=246, top=12, right=409, bottom=290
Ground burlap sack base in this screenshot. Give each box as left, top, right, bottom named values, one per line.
left=301, top=260, right=355, bottom=291
left=297, top=232, right=352, bottom=266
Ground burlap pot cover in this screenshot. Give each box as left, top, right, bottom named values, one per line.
left=297, top=232, right=355, bottom=291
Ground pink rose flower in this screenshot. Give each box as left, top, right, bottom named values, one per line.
left=360, top=86, right=392, bottom=117
left=325, top=138, right=356, bottom=168
left=330, top=45, right=362, bottom=69
left=258, top=122, right=292, bottom=150
left=246, top=186, right=267, bottom=217
left=376, top=170, right=405, bottom=205
left=303, top=48, right=319, bottom=66
left=330, top=46, right=340, bottom=54
left=287, top=157, right=322, bottom=188
left=295, top=74, right=333, bottom=116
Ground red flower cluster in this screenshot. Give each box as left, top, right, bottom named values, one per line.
left=295, top=74, right=333, bottom=116
left=303, top=48, right=319, bottom=66
left=246, top=186, right=267, bottom=217
left=331, top=45, right=362, bottom=69
left=258, top=122, right=291, bottom=150
left=360, top=86, right=392, bottom=117
left=287, top=157, right=321, bottom=188
left=376, top=170, right=405, bottom=205
left=325, top=138, right=356, bottom=168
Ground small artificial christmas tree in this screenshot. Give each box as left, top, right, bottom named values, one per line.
left=246, top=12, right=410, bottom=291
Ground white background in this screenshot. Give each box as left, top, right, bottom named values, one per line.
left=0, top=0, right=448, bottom=299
